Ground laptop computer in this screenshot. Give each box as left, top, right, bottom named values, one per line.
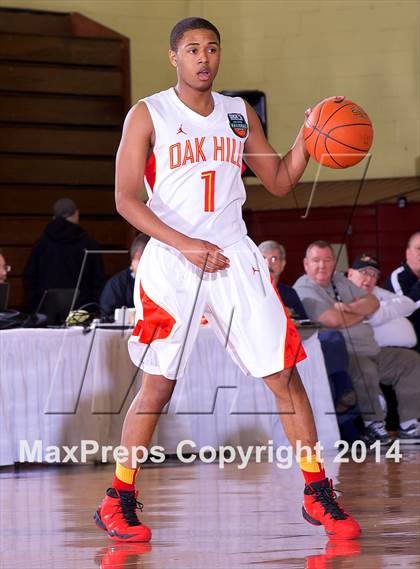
left=37, top=289, right=79, bottom=326
left=0, top=283, right=10, bottom=312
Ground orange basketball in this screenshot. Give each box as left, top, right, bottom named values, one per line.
left=304, top=98, right=373, bottom=169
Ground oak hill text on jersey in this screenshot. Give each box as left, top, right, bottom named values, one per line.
left=169, top=136, right=244, bottom=170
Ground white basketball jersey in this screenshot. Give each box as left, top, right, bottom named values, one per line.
left=142, top=88, right=249, bottom=248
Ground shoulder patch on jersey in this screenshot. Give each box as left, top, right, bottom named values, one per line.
left=227, top=113, right=248, bottom=138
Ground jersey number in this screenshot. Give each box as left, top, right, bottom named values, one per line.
left=201, top=170, right=216, bottom=212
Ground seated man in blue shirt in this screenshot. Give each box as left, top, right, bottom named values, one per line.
left=258, top=240, right=308, bottom=319
left=100, top=233, right=150, bottom=319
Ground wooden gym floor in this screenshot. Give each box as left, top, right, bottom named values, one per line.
left=1, top=449, right=420, bottom=569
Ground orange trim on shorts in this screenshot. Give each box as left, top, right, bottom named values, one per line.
left=271, top=277, right=307, bottom=369
left=132, top=282, right=176, bottom=344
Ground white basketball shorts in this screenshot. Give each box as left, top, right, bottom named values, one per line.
left=128, top=236, right=306, bottom=379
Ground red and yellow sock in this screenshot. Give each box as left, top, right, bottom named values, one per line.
left=298, top=450, right=326, bottom=485
left=112, top=462, right=139, bottom=492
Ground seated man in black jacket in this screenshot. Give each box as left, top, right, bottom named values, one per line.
left=384, top=231, right=420, bottom=351
left=24, top=198, right=105, bottom=311
left=100, top=233, right=150, bottom=319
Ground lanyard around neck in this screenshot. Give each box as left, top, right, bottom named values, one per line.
left=329, top=277, right=343, bottom=303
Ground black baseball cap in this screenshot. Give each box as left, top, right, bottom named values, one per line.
left=352, top=253, right=380, bottom=272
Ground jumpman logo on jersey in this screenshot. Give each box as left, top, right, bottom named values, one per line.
left=252, top=266, right=260, bottom=275
left=177, top=124, right=187, bottom=135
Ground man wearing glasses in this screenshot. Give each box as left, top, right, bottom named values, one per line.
left=0, top=249, right=11, bottom=285
left=258, top=240, right=308, bottom=320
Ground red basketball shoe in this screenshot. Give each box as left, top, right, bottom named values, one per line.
left=96, top=543, right=152, bottom=568
left=306, top=539, right=361, bottom=569
left=94, top=488, right=152, bottom=542
left=302, top=478, right=361, bottom=539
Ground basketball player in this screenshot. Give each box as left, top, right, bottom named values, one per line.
left=94, top=17, right=360, bottom=542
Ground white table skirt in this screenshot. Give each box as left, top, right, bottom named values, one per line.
left=0, top=326, right=338, bottom=466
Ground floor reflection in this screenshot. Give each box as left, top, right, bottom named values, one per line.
left=1, top=449, right=420, bottom=568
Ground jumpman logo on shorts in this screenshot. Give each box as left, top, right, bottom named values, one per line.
left=177, top=124, right=187, bottom=135
left=252, top=266, right=260, bottom=275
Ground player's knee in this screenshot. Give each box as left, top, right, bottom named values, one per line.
left=264, top=370, right=291, bottom=398
left=268, top=366, right=301, bottom=383
left=264, top=367, right=302, bottom=398
left=140, top=377, right=176, bottom=408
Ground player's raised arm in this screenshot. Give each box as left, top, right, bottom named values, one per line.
left=244, top=96, right=349, bottom=197
left=115, top=102, right=229, bottom=273
left=243, top=101, right=310, bottom=197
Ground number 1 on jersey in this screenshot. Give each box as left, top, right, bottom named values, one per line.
left=201, top=170, right=216, bottom=212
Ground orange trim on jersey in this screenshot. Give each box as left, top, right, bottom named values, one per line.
left=145, top=152, right=156, bottom=191
left=201, top=170, right=215, bottom=212
left=132, top=283, right=176, bottom=344
left=271, top=277, right=307, bottom=369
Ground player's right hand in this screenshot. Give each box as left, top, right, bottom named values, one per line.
left=178, top=237, right=230, bottom=273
